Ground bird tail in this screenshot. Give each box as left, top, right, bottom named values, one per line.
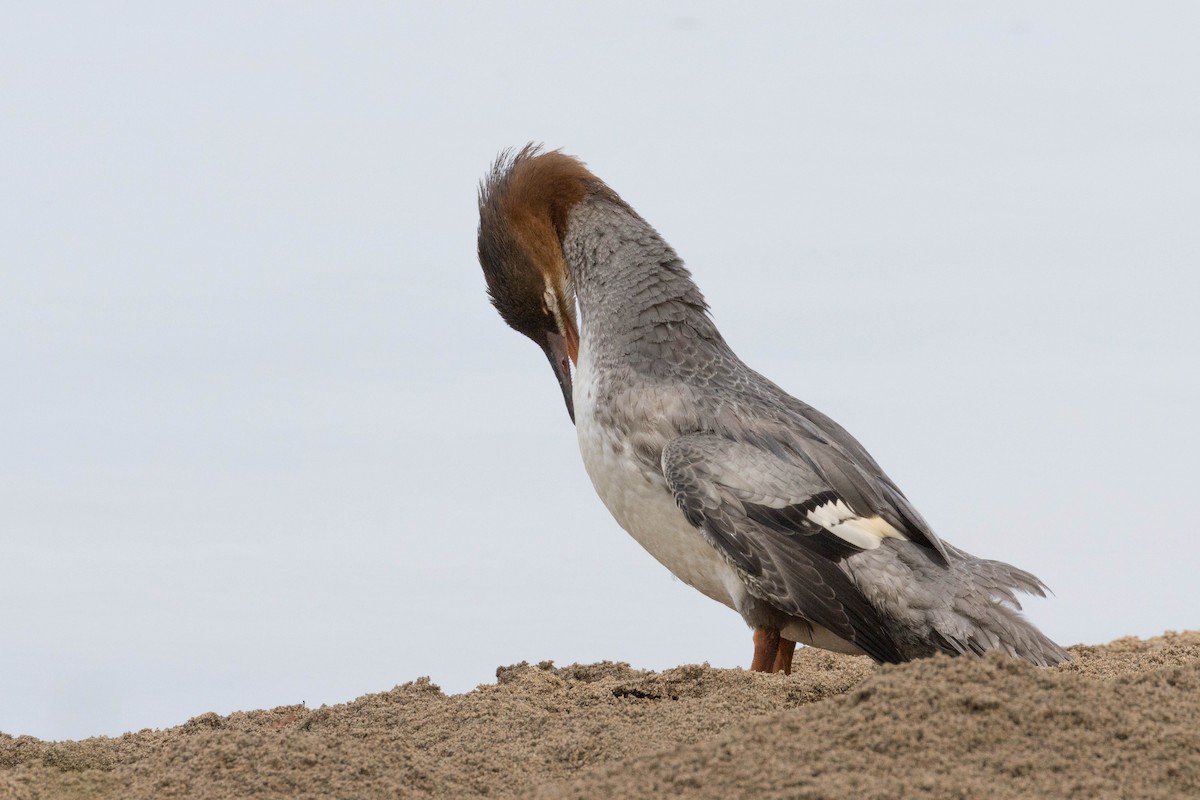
left=849, top=541, right=1071, bottom=666
left=923, top=542, right=1070, bottom=666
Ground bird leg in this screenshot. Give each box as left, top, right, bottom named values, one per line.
left=750, top=628, right=781, bottom=672
left=773, top=637, right=797, bottom=675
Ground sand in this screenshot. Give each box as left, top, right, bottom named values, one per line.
left=2, top=632, right=1198, bottom=799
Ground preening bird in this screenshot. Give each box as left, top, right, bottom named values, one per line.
left=477, top=145, right=1067, bottom=672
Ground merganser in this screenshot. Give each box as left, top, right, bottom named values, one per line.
left=477, top=145, right=1068, bottom=672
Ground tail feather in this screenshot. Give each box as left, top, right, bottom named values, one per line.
left=844, top=540, right=1070, bottom=667
left=943, top=541, right=1052, bottom=610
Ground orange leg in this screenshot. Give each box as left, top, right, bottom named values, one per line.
left=750, top=628, right=781, bottom=672
left=773, top=637, right=797, bottom=675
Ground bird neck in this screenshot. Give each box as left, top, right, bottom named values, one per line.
left=562, top=196, right=724, bottom=366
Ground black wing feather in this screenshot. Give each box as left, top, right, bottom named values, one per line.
left=663, top=435, right=906, bottom=663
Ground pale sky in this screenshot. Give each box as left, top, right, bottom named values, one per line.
left=3, top=2, right=1198, bottom=740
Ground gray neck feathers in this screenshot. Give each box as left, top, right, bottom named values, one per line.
left=563, top=196, right=727, bottom=372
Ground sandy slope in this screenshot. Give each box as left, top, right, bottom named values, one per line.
left=3, top=632, right=1198, bottom=799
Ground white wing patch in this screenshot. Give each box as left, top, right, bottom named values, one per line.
left=806, top=497, right=908, bottom=550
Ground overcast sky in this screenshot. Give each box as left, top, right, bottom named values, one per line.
left=3, top=2, right=1197, bottom=741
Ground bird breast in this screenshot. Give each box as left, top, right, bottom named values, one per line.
left=573, top=340, right=744, bottom=610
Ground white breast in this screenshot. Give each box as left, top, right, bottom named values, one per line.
left=573, top=344, right=742, bottom=610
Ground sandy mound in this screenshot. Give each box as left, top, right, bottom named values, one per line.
left=3, top=633, right=1198, bottom=799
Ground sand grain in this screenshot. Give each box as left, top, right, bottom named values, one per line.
left=3, top=633, right=1197, bottom=799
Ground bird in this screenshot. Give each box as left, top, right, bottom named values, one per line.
left=476, top=145, right=1068, bottom=673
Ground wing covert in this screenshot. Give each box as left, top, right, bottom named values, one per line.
left=661, top=433, right=907, bottom=663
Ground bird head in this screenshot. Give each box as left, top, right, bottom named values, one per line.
left=477, top=145, right=594, bottom=423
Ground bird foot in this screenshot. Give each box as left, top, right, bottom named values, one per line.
left=750, top=629, right=796, bottom=674
left=773, top=637, right=796, bottom=675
